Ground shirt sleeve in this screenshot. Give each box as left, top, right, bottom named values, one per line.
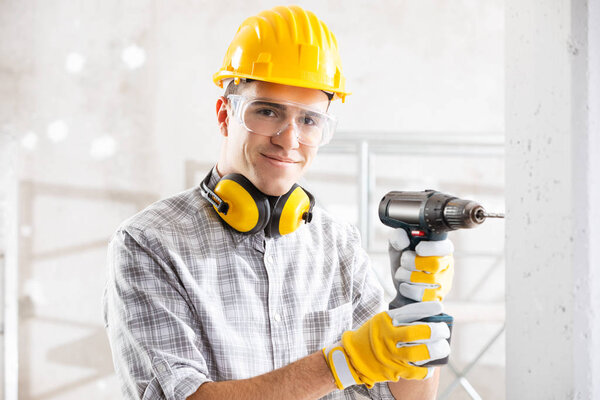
left=346, top=226, right=397, bottom=400
left=103, top=227, right=211, bottom=400
left=342, top=383, right=396, bottom=399
left=348, top=225, right=386, bottom=329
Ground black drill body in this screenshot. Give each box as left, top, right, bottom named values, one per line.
left=379, top=190, right=493, bottom=250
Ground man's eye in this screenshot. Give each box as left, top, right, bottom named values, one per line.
left=301, top=114, right=322, bottom=126
left=256, top=108, right=278, bottom=117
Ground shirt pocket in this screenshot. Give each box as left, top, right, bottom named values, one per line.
left=302, top=302, right=354, bottom=353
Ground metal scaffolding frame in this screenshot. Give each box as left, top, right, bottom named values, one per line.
left=1, top=174, right=158, bottom=400
left=2, top=132, right=504, bottom=399
left=184, top=131, right=505, bottom=399
left=186, top=131, right=506, bottom=398
left=320, top=131, right=504, bottom=250
left=440, top=325, right=505, bottom=400
left=321, top=131, right=505, bottom=399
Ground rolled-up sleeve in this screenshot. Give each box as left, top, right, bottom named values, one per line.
left=342, top=383, right=396, bottom=399
left=343, top=226, right=397, bottom=400
left=103, top=228, right=210, bottom=399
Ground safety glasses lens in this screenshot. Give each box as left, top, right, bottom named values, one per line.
left=232, top=96, right=334, bottom=147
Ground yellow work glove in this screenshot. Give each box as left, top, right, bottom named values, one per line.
left=322, top=301, right=450, bottom=389
left=389, top=229, right=454, bottom=303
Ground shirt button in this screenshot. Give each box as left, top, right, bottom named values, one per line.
left=273, top=313, right=282, bottom=322
left=266, top=255, right=274, bottom=265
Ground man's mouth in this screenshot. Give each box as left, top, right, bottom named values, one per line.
left=262, top=154, right=299, bottom=164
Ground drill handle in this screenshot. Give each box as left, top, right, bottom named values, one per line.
left=388, top=231, right=454, bottom=368
left=389, top=228, right=448, bottom=309
left=388, top=291, right=454, bottom=367
left=389, top=291, right=415, bottom=308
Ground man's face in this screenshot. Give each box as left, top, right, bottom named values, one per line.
left=216, top=81, right=330, bottom=196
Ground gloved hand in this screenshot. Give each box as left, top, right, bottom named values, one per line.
left=388, top=229, right=454, bottom=304
left=322, top=301, right=451, bottom=389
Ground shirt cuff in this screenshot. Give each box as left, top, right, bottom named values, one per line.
left=142, top=357, right=211, bottom=400
left=366, top=381, right=396, bottom=400
left=342, top=381, right=396, bottom=399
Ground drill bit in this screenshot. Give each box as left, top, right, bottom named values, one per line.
left=475, top=209, right=505, bottom=220
left=482, top=211, right=504, bottom=218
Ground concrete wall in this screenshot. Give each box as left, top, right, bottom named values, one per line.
left=506, top=0, right=600, bottom=398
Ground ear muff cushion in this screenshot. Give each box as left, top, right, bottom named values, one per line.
left=270, top=185, right=311, bottom=237
left=213, top=174, right=270, bottom=233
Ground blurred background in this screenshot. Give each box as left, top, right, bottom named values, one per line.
left=0, top=1, right=504, bottom=399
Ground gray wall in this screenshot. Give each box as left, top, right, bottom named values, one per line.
left=506, top=0, right=600, bottom=398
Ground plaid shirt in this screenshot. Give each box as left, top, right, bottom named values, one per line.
left=103, top=168, right=396, bottom=400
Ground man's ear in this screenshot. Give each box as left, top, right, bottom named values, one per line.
left=216, top=96, right=229, bottom=137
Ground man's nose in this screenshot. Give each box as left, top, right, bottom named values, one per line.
left=271, top=121, right=301, bottom=149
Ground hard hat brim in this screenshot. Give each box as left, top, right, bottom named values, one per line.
left=213, top=71, right=351, bottom=102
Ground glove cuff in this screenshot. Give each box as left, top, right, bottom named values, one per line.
left=322, top=342, right=361, bottom=389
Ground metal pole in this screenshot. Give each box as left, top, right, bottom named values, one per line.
left=2, top=136, right=19, bottom=400
left=440, top=325, right=505, bottom=399
left=357, top=140, right=370, bottom=249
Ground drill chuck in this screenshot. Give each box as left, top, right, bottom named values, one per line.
left=443, top=199, right=486, bottom=230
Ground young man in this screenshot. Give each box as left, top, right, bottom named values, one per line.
left=103, top=5, right=454, bottom=400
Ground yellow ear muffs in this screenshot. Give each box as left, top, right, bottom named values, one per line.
left=200, top=169, right=314, bottom=237
left=212, top=174, right=271, bottom=234
left=266, top=184, right=315, bottom=238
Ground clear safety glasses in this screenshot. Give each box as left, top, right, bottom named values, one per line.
left=227, top=95, right=337, bottom=147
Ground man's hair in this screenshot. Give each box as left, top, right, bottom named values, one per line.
left=224, top=79, right=253, bottom=98
left=223, top=78, right=334, bottom=108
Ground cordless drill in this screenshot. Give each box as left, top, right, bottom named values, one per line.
left=378, top=190, right=504, bottom=365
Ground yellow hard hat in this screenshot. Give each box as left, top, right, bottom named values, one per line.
left=213, top=5, right=350, bottom=102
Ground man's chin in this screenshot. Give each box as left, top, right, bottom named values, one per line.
left=255, top=180, right=295, bottom=197
left=249, top=166, right=301, bottom=196
left=261, top=186, right=293, bottom=197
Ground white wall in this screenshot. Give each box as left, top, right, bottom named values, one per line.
left=1, top=1, right=504, bottom=398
